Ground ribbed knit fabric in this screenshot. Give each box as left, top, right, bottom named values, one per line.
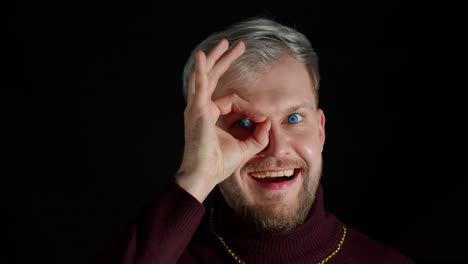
left=206, top=185, right=344, bottom=263
left=94, top=181, right=206, bottom=264
left=94, top=180, right=415, bottom=264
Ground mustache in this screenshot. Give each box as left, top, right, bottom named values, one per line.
left=241, top=157, right=307, bottom=173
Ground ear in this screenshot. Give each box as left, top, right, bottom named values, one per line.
left=316, top=108, right=326, bottom=150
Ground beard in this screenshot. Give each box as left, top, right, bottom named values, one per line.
left=218, top=157, right=322, bottom=233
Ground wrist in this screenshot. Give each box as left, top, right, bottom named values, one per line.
left=174, top=171, right=217, bottom=203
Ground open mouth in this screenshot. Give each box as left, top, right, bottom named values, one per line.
left=249, top=168, right=299, bottom=183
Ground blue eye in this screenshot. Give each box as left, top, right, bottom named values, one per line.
left=288, top=113, right=302, bottom=124
left=236, top=118, right=252, bottom=128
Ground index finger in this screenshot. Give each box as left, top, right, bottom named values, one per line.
left=214, top=93, right=266, bottom=123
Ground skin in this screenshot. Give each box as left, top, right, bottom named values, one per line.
left=176, top=39, right=326, bottom=231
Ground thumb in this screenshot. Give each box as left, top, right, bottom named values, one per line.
left=241, top=119, right=271, bottom=159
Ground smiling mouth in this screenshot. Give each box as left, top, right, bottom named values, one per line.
left=249, top=169, right=299, bottom=183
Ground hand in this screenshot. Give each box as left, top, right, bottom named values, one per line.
left=175, top=39, right=271, bottom=202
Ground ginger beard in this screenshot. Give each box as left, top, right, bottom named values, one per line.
left=218, top=157, right=322, bottom=233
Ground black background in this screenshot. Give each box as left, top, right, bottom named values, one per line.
left=10, top=0, right=466, bottom=263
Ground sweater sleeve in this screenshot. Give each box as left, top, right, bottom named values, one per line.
left=93, top=180, right=206, bottom=264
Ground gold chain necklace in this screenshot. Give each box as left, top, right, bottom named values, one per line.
left=210, top=208, right=347, bottom=264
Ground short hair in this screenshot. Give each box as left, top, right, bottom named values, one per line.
left=182, top=16, right=320, bottom=104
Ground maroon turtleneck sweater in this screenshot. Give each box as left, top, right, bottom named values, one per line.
left=94, top=180, right=414, bottom=263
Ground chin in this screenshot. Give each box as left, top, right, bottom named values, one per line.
left=219, top=174, right=319, bottom=233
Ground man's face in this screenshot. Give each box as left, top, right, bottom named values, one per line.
left=213, top=55, right=326, bottom=232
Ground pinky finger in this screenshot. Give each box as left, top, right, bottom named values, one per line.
left=186, top=70, right=196, bottom=107
left=193, top=50, right=209, bottom=107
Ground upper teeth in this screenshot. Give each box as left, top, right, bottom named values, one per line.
left=251, top=169, right=294, bottom=178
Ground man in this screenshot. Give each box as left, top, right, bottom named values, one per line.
left=96, top=17, right=414, bottom=263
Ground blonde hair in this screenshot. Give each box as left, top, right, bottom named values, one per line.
left=182, top=16, right=320, bottom=103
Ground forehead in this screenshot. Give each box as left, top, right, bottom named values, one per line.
left=212, top=55, right=317, bottom=110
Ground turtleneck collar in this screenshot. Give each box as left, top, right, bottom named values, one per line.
left=206, top=183, right=343, bottom=263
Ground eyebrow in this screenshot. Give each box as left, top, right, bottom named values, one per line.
left=284, top=102, right=315, bottom=114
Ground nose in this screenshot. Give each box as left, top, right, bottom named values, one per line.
left=258, top=125, right=291, bottom=157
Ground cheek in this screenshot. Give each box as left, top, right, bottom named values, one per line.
left=291, top=132, right=323, bottom=160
